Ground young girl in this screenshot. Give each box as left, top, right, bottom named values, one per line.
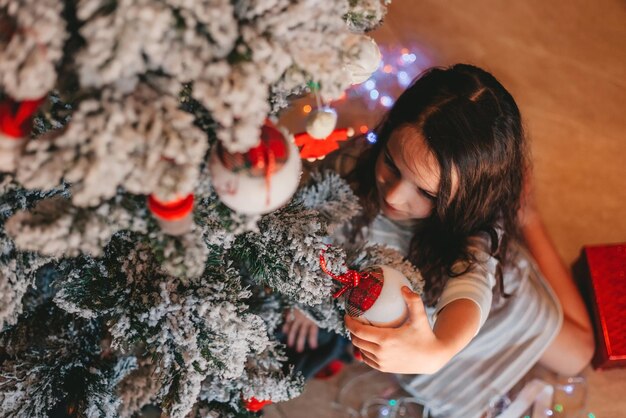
left=283, top=64, right=595, bottom=417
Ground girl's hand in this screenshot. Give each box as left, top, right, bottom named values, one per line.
left=345, top=287, right=451, bottom=374
left=282, top=308, right=319, bottom=353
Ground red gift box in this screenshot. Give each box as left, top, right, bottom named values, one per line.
left=577, top=243, right=626, bottom=369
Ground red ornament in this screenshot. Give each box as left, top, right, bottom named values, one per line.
left=0, top=97, right=45, bottom=140
left=319, top=249, right=383, bottom=317
left=147, top=194, right=194, bottom=221
left=295, top=128, right=350, bottom=160
left=242, top=397, right=272, bottom=412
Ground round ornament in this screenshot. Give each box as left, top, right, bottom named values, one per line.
left=305, top=107, right=337, bottom=140
left=343, top=35, right=382, bottom=85
left=209, top=121, right=302, bottom=215
left=147, top=193, right=195, bottom=236
left=320, top=252, right=412, bottom=328
left=0, top=96, right=44, bottom=172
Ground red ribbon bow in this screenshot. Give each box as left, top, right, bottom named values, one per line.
left=319, top=248, right=370, bottom=299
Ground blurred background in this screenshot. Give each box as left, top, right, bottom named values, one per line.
left=275, top=0, right=626, bottom=416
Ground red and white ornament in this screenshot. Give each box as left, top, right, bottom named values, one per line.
left=0, top=96, right=44, bottom=172
left=321, top=251, right=412, bottom=328
left=295, top=127, right=352, bottom=161
left=209, top=121, right=302, bottom=215
left=147, top=193, right=195, bottom=236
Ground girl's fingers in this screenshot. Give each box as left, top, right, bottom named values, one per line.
left=287, top=321, right=299, bottom=347
left=360, top=351, right=381, bottom=370
left=357, top=347, right=379, bottom=362
left=296, top=322, right=309, bottom=352
left=308, top=322, right=318, bottom=349
left=282, top=319, right=291, bottom=335
left=350, top=333, right=380, bottom=354
left=345, top=315, right=384, bottom=343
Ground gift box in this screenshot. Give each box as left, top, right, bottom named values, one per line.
left=576, top=243, right=626, bottom=369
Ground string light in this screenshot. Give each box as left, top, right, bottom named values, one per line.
left=383, top=64, right=393, bottom=73
left=369, top=89, right=380, bottom=100
left=397, top=71, right=411, bottom=87
left=359, top=125, right=368, bottom=134
left=366, top=131, right=377, bottom=143
left=380, top=95, right=393, bottom=107
left=303, top=104, right=312, bottom=113
left=346, top=127, right=355, bottom=137
left=364, top=79, right=376, bottom=90
left=401, top=53, right=417, bottom=64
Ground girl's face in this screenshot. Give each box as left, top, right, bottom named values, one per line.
left=374, top=125, right=458, bottom=221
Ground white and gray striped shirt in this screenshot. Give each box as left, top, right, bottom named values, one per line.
left=366, top=213, right=563, bottom=418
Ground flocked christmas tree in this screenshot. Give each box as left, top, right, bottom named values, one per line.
left=0, top=1, right=423, bottom=417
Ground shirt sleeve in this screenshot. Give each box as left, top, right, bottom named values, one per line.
left=432, top=234, right=499, bottom=335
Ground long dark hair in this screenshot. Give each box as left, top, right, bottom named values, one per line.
left=347, top=64, right=528, bottom=306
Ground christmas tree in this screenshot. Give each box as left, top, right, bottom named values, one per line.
left=0, top=1, right=422, bottom=417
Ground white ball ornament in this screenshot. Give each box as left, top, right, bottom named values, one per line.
left=209, top=121, right=302, bottom=215
left=343, top=35, right=382, bottom=85
left=305, top=107, right=337, bottom=140
left=357, top=265, right=413, bottom=328
left=320, top=252, right=413, bottom=328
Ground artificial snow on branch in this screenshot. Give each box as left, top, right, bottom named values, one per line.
left=0, top=0, right=67, bottom=100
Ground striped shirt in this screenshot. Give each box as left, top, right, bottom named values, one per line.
left=367, top=214, right=562, bottom=418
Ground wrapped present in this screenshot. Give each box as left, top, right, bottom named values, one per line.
left=577, top=243, right=626, bottom=369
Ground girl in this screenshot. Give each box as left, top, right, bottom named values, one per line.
left=283, top=64, right=595, bottom=417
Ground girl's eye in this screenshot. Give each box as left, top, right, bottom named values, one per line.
left=384, top=151, right=400, bottom=175
left=419, top=188, right=437, bottom=202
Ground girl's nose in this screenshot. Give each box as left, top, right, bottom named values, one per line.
left=384, top=178, right=409, bottom=208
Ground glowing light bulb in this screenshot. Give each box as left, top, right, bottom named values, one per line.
left=366, top=131, right=378, bottom=143
left=364, top=80, right=376, bottom=90
left=359, top=125, right=368, bottom=134
left=380, top=95, right=393, bottom=107
left=397, top=71, right=411, bottom=87
left=369, top=89, right=380, bottom=100
left=303, top=105, right=312, bottom=114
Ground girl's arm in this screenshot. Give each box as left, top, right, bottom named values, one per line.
left=520, top=210, right=595, bottom=375
left=346, top=287, right=481, bottom=374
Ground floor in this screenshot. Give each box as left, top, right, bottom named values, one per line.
left=272, top=0, right=626, bottom=416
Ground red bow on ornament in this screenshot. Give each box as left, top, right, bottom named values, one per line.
left=295, top=128, right=350, bottom=160
left=0, top=97, right=45, bottom=139
left=319, top=248, right=384, bottom=317
left=217, top=121, right=289, bottom=205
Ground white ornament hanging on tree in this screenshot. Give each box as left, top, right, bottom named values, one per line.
left=343, top=35, right=382, bottom=85
left=209, top=121, right=302, bottom=215
left=305, top=107, right=338, bottom=140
